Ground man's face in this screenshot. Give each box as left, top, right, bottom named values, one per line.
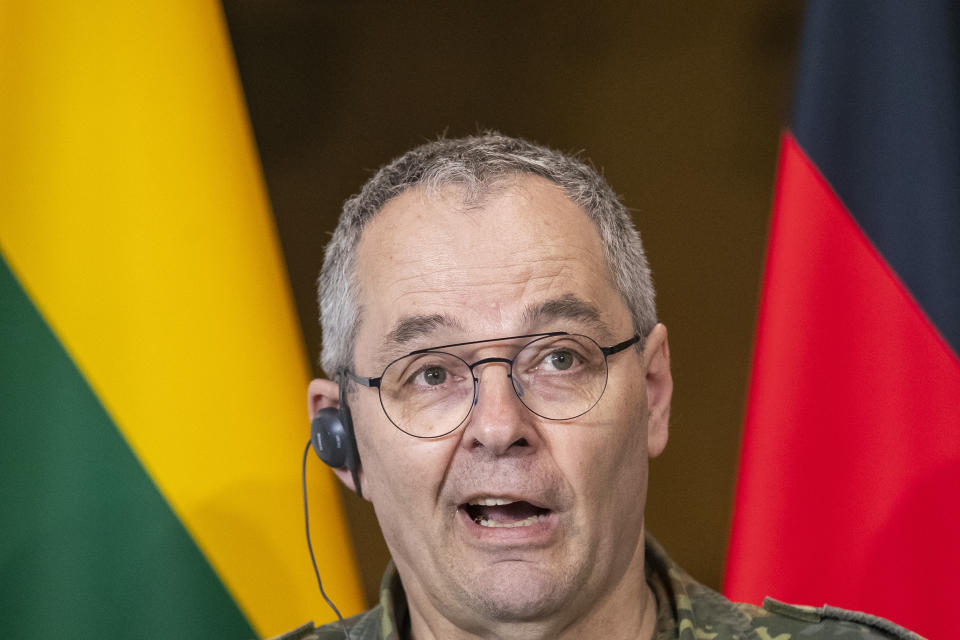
left=345, top=176, right=670, bottom=629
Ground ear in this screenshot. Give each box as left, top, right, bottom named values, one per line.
left=307, top=378, right=365, bottom=496
left=641, top=323, right=672, bottom=459
left=308, top=377, right=340, bottom=414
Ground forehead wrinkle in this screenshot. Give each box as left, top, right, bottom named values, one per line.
left=389, top=253, right=572, bottom=279
left=387, top=256, right=573, bottom=299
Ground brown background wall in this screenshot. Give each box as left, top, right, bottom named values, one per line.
left=221, top=1, right=803, bottom=607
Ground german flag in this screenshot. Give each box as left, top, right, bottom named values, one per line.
left=0, top=3, right=363, bottom=638
left=725, top=3, right=960, bottom=639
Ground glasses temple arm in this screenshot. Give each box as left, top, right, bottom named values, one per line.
left=601, top=333, right=641, bottom=356
left=344, top=370, right=381, bottom=388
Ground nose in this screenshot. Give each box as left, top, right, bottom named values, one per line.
left=460, top=360, right=540, bottom=457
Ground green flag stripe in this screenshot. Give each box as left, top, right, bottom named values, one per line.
left=0, top=253, right=255, bottom=639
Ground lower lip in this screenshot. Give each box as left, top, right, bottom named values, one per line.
left=456, top=507, right=558, bottom=546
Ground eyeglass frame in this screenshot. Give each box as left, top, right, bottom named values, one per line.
left=343, top=331, right=642, bottom=439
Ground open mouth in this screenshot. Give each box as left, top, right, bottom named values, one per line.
left=461, top=497, right=552, bottom=528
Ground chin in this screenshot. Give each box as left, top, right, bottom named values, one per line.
left=455, top=559, right=580, bottom=622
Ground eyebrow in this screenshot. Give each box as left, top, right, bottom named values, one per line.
left=521, top=294, right=615, bottom=341
left=376, top=313, right=465, bottom=364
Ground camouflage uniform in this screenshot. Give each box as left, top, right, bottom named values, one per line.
left=268, top=533, right=922, bottom=640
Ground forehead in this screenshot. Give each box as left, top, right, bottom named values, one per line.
left=353, top=175, right=629, bottom=362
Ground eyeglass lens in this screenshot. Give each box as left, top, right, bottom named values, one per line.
left=378, top=334, right=609, bottom=437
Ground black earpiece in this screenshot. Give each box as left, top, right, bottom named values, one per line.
left=309, top=378, right=362, bottom=497
left=310, top=407, right=350, bottom=468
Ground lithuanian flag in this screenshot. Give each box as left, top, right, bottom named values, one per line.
left=0, top=3, right=363, bottom=637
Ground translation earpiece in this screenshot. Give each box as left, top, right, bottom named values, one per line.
left=310, top=407, right=350, bottom=469
left=309, top=378, right=363, bottom=497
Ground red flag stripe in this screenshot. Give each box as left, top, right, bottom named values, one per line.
left=725, top=133, right=960, bottom=639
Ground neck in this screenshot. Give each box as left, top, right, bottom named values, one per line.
left=404, top=539, right=657, bottom=640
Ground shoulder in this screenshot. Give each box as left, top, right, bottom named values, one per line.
left=645, top=534, right=923, bottom=640
left=262, top=605, right=387, bottom=640
left=260, top=620, right=347, bottom=640
left=729, top=597, right=925, bottom=639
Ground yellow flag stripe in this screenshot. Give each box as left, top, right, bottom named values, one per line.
left=0, top=3, right=363, bottom=636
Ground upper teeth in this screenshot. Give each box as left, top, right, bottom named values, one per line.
left=468, top=497, right=515, bottom=506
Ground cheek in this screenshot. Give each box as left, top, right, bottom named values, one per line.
left=548, top=420, right=644, bottom=502
left=604, top=380, right=649, bottom=450
left=575, top=396, right=650, bottom=503
left=351, top=397, right=453, bottom=504
left=350, top=398, right=401, bottom=498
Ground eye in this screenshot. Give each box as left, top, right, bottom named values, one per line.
left=403, top=359, right=455, bottom=388
left=545, top=349, right=576, bottom=371
left=420, top=365, right=447, bottom=386
left=383, top=353, right=468, bottom=404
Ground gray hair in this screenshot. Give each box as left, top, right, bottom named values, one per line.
left=318, top=133, right=656, bottom=376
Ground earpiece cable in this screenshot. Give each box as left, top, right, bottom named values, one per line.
left=302, top=440, right=352, bottom=640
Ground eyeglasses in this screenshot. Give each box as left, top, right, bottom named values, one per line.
left=345, top=331, right=640, bottom=439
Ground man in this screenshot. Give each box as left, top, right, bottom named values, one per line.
left=284, top=134, right=920, bottom=639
